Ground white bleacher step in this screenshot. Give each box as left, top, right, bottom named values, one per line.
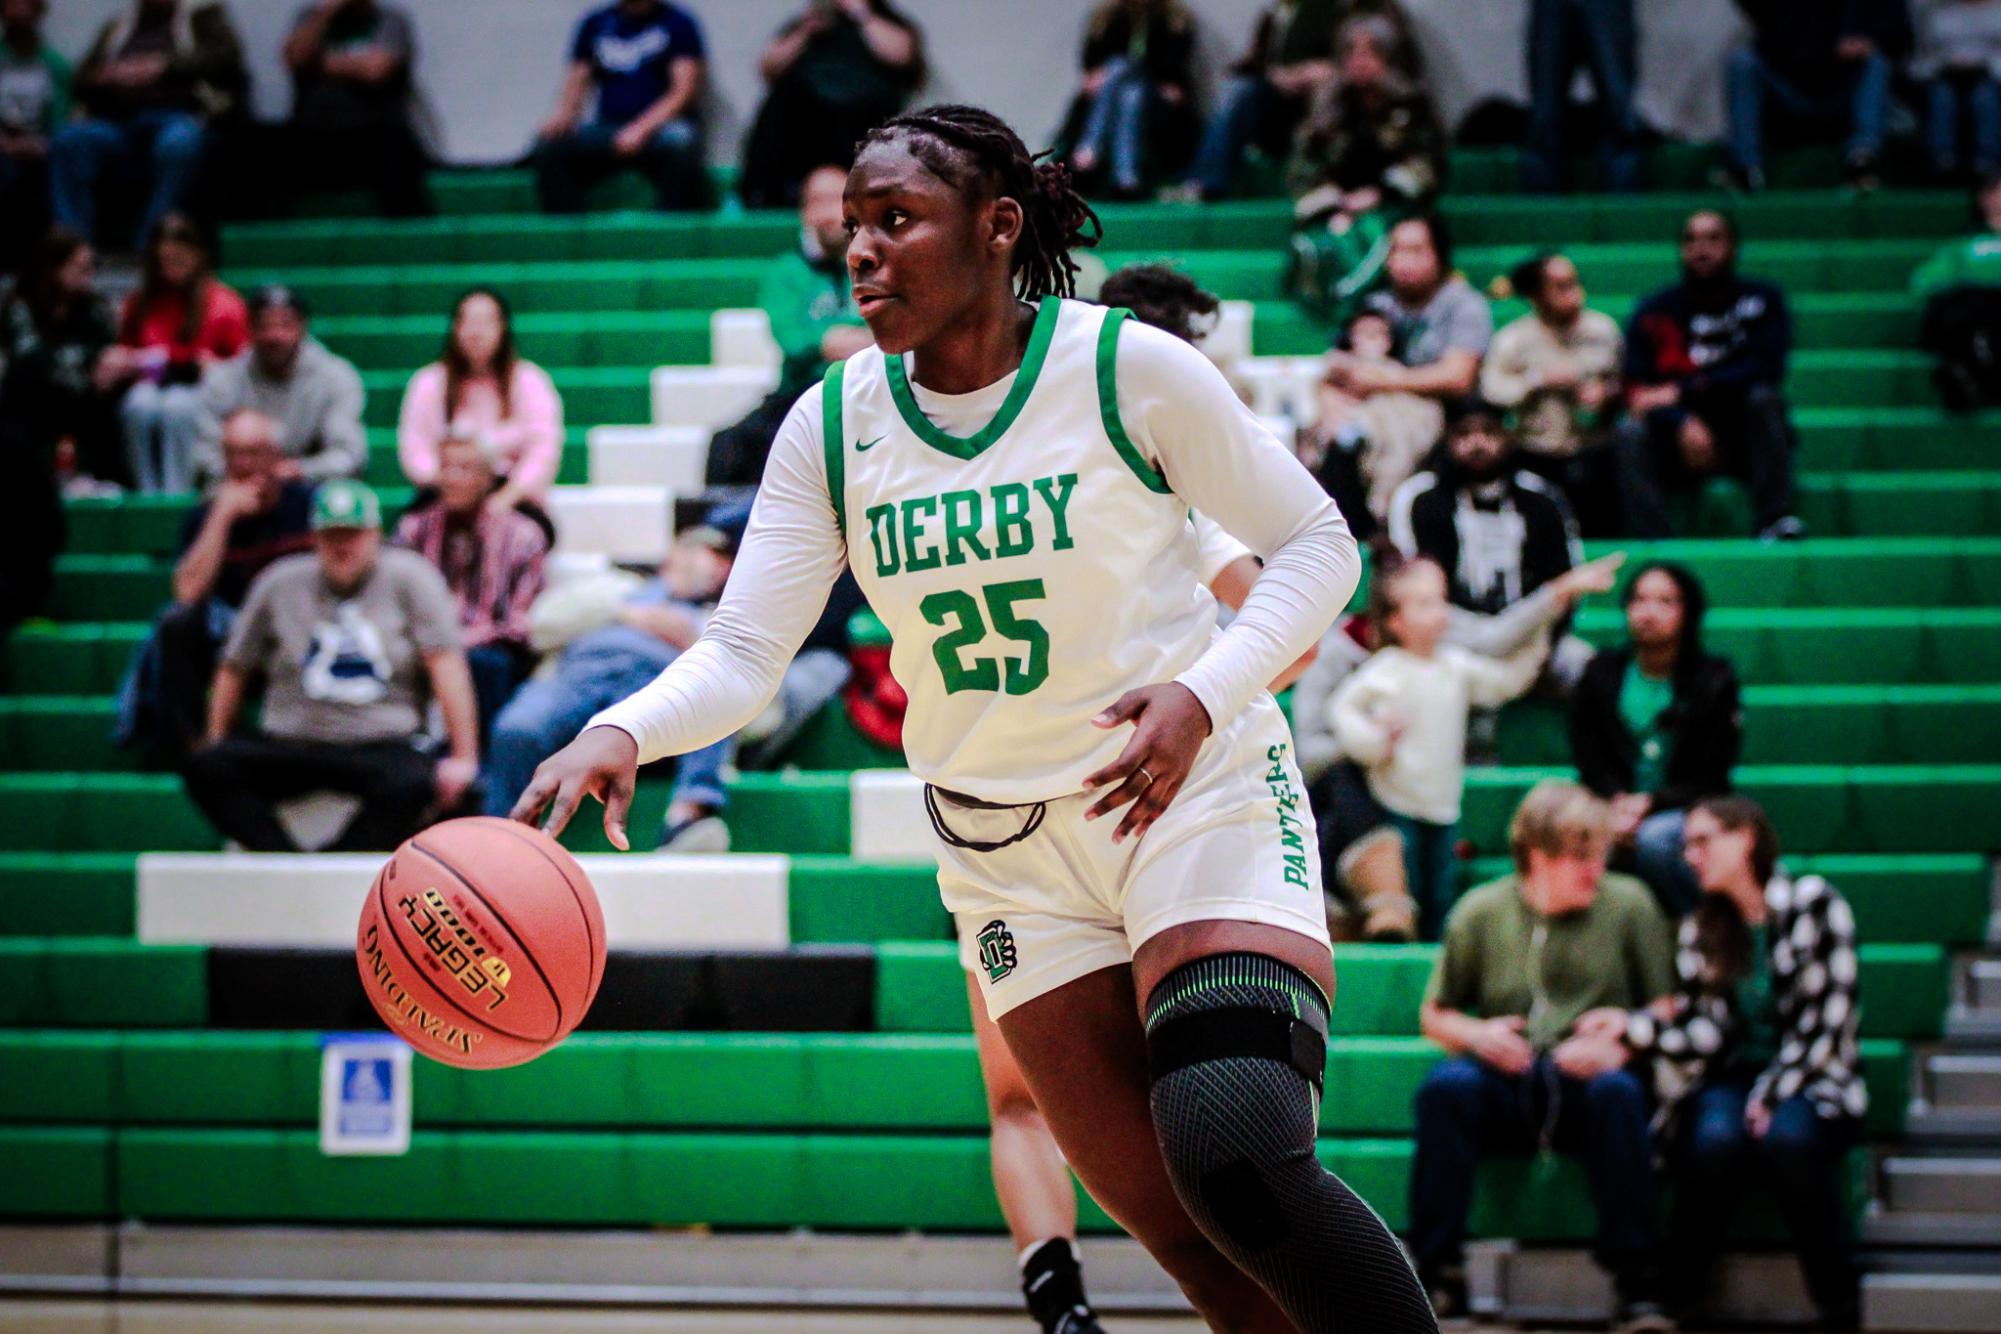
left=712, top=308, right=782, bottom=371
left=651, top=364, right=777, bottom=431
left=1880, top=1156, right=2001, bottom=1215
left=1211, top=299, right=1254, bottom=366
left=1865, top=1273, right=2001, bottom=1331
left=586, top=424, right=710, bottom=491
left=135, top=852, right=790, bottom=950
left=545, top=485, right=673, bottom=563
left=1235, top=353, right=1327, bottom=426
left=849, top=770, right=930, bottom=864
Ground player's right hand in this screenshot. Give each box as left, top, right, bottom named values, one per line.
left=509, top=725, right=640, bottom=850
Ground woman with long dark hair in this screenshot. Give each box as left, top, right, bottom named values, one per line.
left=1580, top=796, right=1866, bottom=1330
left=116, top=211, right=247, bottom=493
left=514, top=104, right=1437, bottom=1331
left=1569, top=560, right=1743, bottom=916
left=1062, top=0, right=1198, bottom=200
left=398, top=287, right=563, bottom=527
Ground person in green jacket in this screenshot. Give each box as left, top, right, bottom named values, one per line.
left=0, top=0, right=70, bottom=266
left=704, top=163, right=871, bottom=486
left=1915, top=172, right=2001, bottom=410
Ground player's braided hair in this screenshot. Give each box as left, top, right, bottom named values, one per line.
left=862, top=104, right=1102, bottom=301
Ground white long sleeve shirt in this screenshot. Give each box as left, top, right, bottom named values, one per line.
left=1328, top=643, right=1542, bottom=825
left=592, top=300, right=1358, bottom=802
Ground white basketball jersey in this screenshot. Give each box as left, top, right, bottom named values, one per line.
left=825, top=298, right=1224, bottom=803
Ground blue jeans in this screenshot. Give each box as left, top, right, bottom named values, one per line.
left=1524, top=0, right=1641, bottom=193
left=1387, top=812, right=1459, bottom=940
left=1927, top=75, right=2001, bottom=174
left=1073, top=56, right=1159, bottom=193
left=121, top=381, right=202, bottom=494
left=1725, top=46, right=1890, bottom=174
left=482, top=650, right=730, bottom=824
left=1183, top=74, right=1298, bottom=197
left=50, top=111, right=206, bottom=249
left=533, top=116, right=707, bottom=213
left=1666, top=1072, right=1862, bottom=1321
left=1630, top=807, right=1699, bottom=918
left=1410, top=1054, right=1657, bottom=1281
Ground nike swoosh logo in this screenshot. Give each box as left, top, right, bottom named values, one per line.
left=855, top=435, right=886, bottom=453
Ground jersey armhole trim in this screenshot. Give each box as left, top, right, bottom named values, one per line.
left=1095, top=308, right=1174, bottom=495
left=821, top=360, right=847, bottom=536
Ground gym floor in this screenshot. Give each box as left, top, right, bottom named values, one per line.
left=0, top=1302, right=1801, bottom=1332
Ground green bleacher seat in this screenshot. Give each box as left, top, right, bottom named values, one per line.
left=1494, top=686, right=2001, bottom=766
left=0, top=854, right=139, bottom=937
left=0, top=939, right=206, bottom=1026
left=0, top=1030, right=1908, bottom=1138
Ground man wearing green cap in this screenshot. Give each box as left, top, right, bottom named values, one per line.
left=183, top=478, right=481, bottom=850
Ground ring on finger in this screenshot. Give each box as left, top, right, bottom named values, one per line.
left=1136, top=766, right=1155, bottom=786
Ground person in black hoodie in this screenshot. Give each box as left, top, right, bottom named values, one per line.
left=1385, top=401, right=1594, bottom=686
left=1723, top=0, right=1911, bottom=191
left=1613, top=209, right=1801, bottom=540
left=1570, top=560, right=1743, bottom=917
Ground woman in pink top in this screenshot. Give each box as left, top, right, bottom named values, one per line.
left=398, top=287, right=563, bottom=527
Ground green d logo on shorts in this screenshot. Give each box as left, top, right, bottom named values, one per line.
left=977, top=920, right=1018, bottom=982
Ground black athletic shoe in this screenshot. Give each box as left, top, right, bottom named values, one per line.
left=1420, top=1263, right=1468, bottom=1319
left=1021, top=1238, right=1103, bottom=1334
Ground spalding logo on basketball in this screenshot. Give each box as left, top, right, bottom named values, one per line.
left=355, top=816, right=607, bottom=1069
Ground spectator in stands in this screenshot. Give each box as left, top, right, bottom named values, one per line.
left=1323, top=553, right=1546, bottom=941
left=535, top=0, right=709, bottom=215
left=282, top=0, right=432, bottom=217
left=706, top=165, right=868, bottom=487
left=1309, top=214, right=1489, bottom=537
left=397, top=287, right=562, bottom=532
left=1060, top=0, right=1197, bottom=200
left=1523, top=0, right=1641, bottom=194
left=1615, top=209, right=1801, bottom=541
left=0, top=228, right=109, bottom=635
left=1283, top=16, right=1442, bottom=323
left=1571, top=561, right=1743, bottom=918
left=116, top=408, right=314, bottom=763
left=1481, top=251, right=1623, bottom=523
left=1915, top=0, right=2001, bottom=181
left=1410, top=778, right=1675, bottom=1326
left=486, top=523, right=738, bottom=852
left=0, top=228, right=122, bottom=494
left=194, top=286, right=366, bottom=485
left=1722, top=0, right=1910, bottom=192
left=184, top=478, right=477, bottom=851
left=0, top=0, right=69, bottom=267
left=1386, top=401, right=1596, bottom=688
left=738, top=0, right=924, bottom=209
left=50, top=0, right=246, bottom=249
left=395, top=434, right=547, bottom=745
left=117, top=211, right=246, bottom=493
left=1603, top=796, right=1866, bottom=1331
left=1916, top=171, right=2001, bottom=410
left=1174, top=0, right=1341, bottom=201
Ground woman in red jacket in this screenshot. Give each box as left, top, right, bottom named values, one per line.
left=117, top=211, right=247, bottom=492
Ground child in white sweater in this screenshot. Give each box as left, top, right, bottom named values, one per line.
left=1327, top=554, right=1545, bottom=938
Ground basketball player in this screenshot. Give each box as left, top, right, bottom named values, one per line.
left=513, top=105, right=1439, bottom=1332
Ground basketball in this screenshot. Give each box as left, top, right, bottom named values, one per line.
left=355, top=816, right=606, bottom=1070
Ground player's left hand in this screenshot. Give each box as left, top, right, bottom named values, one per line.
left=1082, top=683, right=1212, bottom=844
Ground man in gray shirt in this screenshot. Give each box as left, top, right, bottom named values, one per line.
left=182, top=479, right=480, bottom=851
left=193, top=286, right=367, bottom=486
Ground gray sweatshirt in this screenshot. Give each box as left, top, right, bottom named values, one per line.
left=1913, top=0, right=2001, bottom=79
left=194, top=336, right=367, bottom=483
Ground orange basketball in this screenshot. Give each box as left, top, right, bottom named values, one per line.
left=355, top=816, right=606, bottom=1069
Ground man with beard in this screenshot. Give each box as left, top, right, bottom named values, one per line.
left=1612, top=210, right=1800, bottom=541
left=1388, top=402, right=1596, bottom=688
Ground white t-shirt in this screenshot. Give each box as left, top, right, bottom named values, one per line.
left=593, top=298, right=1357, bottom=802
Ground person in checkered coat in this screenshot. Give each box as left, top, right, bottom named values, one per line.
left=1577, top=794, right=1866, bottom=1331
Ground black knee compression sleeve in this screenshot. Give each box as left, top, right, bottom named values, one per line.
left=1145, top=952, right=1439, bottom=1333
